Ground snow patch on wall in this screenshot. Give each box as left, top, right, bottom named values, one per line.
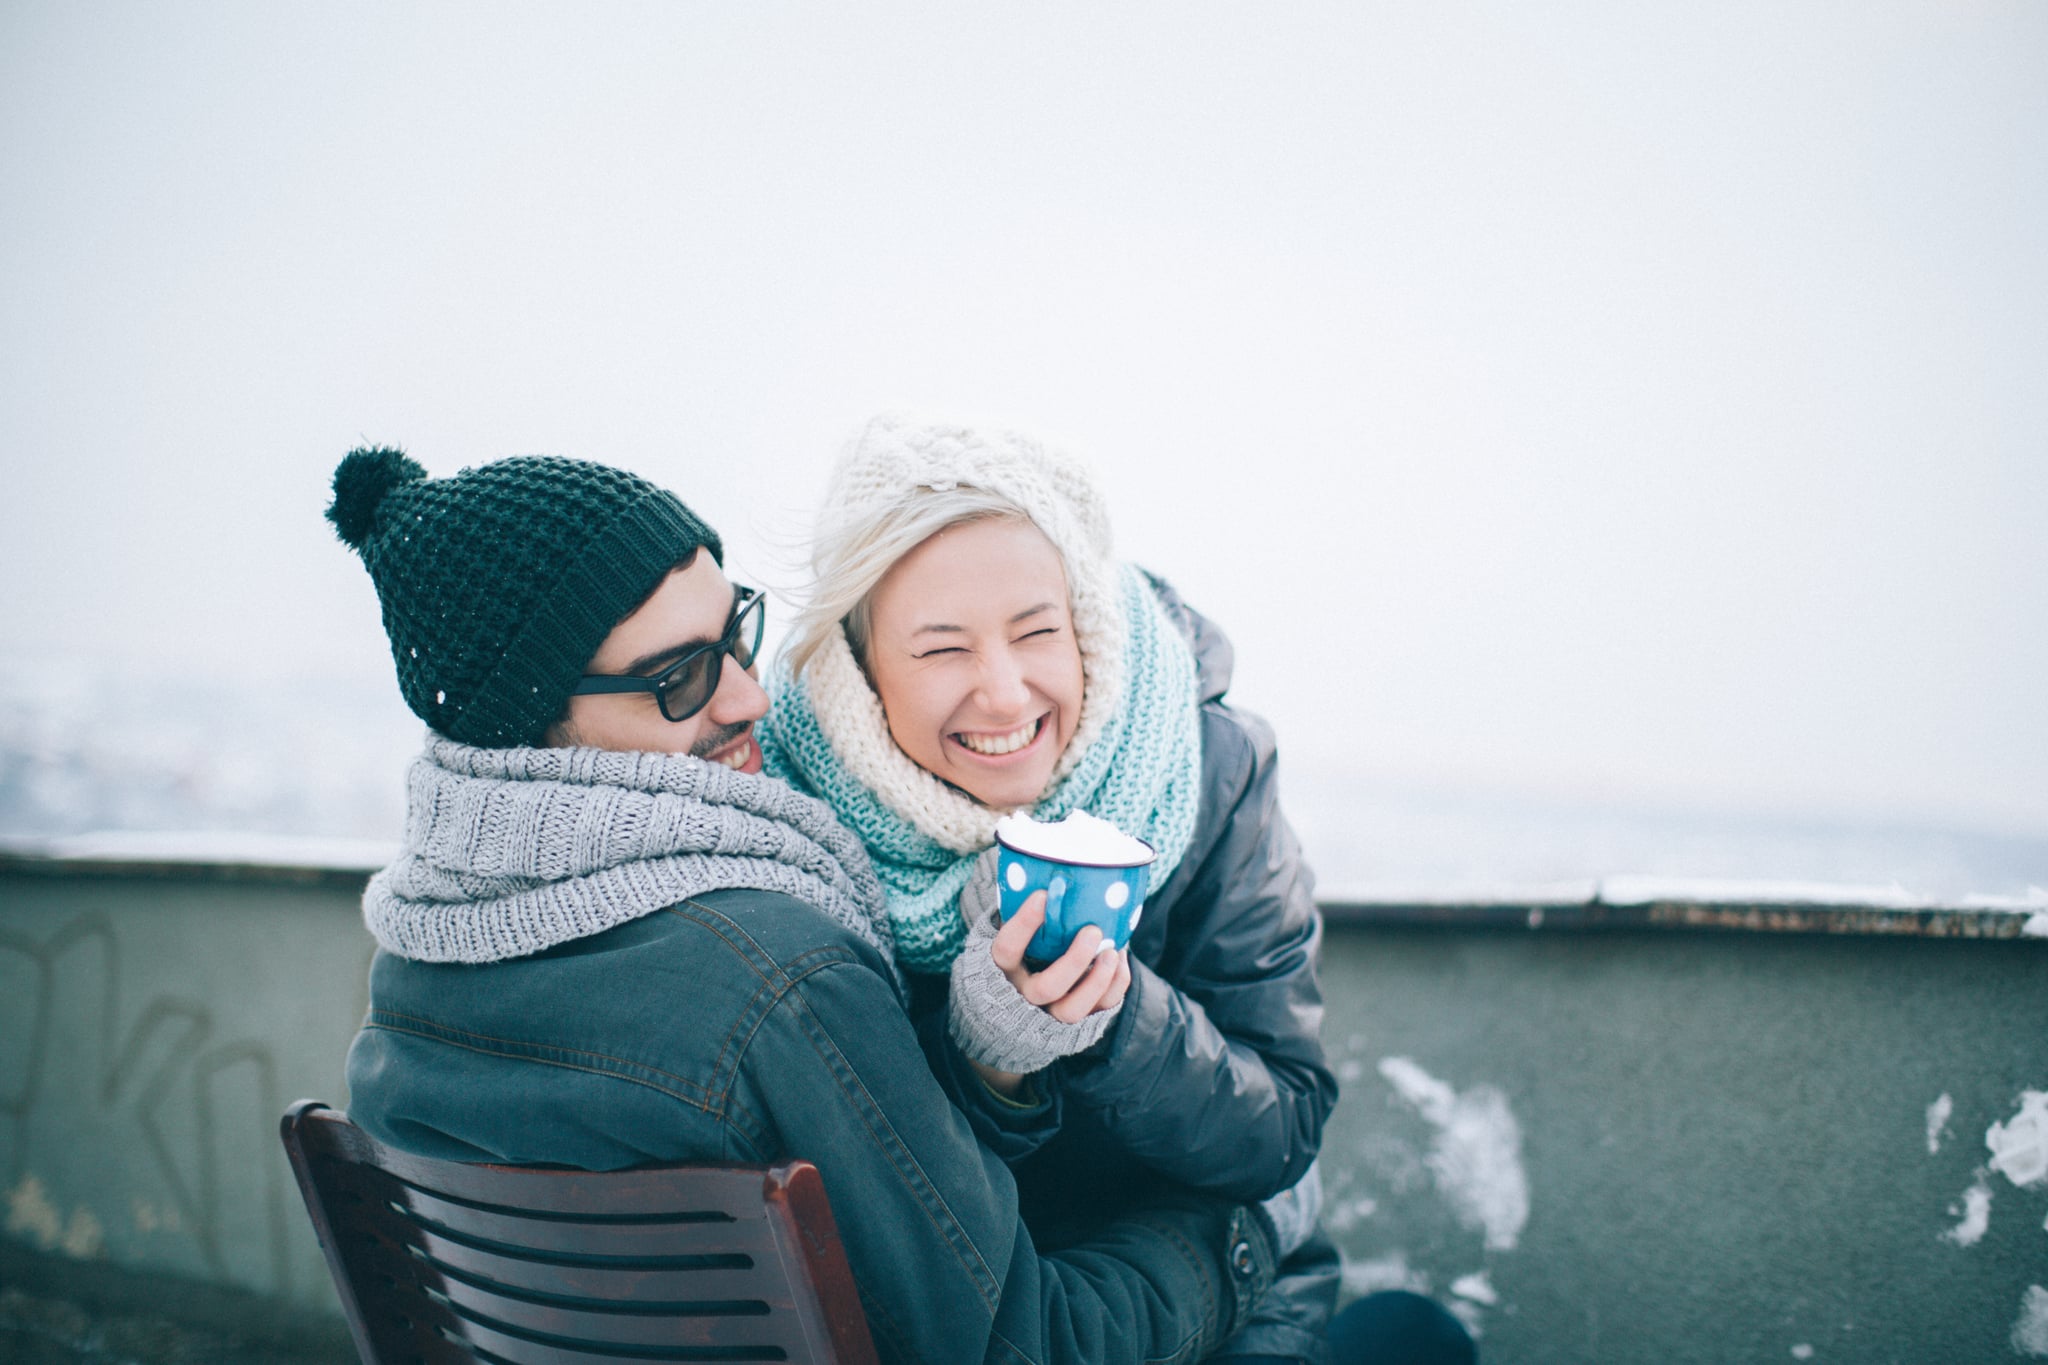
left=1379, top=1057, right=1530, bottom=1252
left=4, top=1174, right=104, bottom=1259
left=2013, top=1285, right=2048, bottom=1358
left=1446, top=1297, right=1486, bottom=1339
left=1927, top=1093, right=1953, bottom=1155
left=1451, top=1271, right=1498, bottom=1306
left=1341, top=1250, right=1430, bottom=1298
left=2023, top=912, right=2048, bottom=939
left=1325, top=1194, right=1379, bottom=1232
left=1989, top=1092, right=2048, bottom=1189
left=1942, top=1176, right=1993, bottom=1247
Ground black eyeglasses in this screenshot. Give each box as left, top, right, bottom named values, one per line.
left=571, top=586, right=767, bottom=723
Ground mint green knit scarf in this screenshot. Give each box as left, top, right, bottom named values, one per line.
left=763, top=565, right=1203, bottom=974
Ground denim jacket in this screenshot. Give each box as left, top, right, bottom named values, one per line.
left=345, top=885, right=1278, bottom=1365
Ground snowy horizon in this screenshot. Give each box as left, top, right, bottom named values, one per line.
left=4, top=4, right=2044, bottom=858
left=5, top=657, right=2041, bottom=906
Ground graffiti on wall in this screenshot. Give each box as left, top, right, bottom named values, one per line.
left=0, top=910, right=295, bottom=1297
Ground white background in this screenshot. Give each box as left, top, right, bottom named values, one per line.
left=4, top=3, right=2043, bottom=867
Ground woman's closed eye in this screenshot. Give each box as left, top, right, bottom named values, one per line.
left=916, top=627, right=1060, bottom=659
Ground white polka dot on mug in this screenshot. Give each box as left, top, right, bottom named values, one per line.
left=991, top=812, right=1156, bottom=964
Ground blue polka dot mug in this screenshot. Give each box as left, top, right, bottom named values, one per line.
left=993, top=827, right=1156, bottom=965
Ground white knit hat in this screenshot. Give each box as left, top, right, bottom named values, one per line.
left=802, top=414, right=1130, bottom=849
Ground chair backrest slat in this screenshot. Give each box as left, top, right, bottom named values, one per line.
left=402, top=1222, right=804, bottom=1306
left=418, top=1310, right=800, bottom=1364
left=411, top=1275, right=819, bottom=1354
left=388, top=1179, right=785, bottom=1261
left=281, top=1100, right=877, bottom=1365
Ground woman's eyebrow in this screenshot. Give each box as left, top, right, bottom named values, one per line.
left=910, top=602, right=1059, bottom=638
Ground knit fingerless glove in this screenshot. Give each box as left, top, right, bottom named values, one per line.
left=947, top=849, right=1122, bottom=1074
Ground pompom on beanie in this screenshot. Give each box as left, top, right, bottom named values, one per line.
left=326, top=447, right=721, bottom=748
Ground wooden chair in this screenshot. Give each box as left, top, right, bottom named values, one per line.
left=280, top=1100, right=878, bottom=1365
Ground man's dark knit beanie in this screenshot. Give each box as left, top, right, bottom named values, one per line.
left=326, top=447, right=721, bottom=748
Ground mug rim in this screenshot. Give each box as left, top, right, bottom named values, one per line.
left=993, top=829, right=1157, bottom=869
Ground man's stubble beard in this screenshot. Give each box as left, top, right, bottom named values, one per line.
left=690, top=719, right=752, bottom=760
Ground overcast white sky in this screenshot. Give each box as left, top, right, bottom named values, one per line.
left=4, top=2, right=2044, bottom=838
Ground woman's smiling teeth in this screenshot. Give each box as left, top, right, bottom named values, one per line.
left=955, top=718, right=1043, bottom=757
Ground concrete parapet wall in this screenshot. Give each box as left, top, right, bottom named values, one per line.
left=1316, top=923, right=2048, bottom=1361
left=1, top=859, right=371, bottom=1315
left=2, top=852, right=2043, bottom=1361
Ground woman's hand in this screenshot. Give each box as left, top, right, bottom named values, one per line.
left=989, top=890, right=1132, bottom=1024
left=948, top=870, right=1130, bottom=1079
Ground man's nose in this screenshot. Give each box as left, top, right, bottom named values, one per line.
left=707, top=656, right=770, bottom=724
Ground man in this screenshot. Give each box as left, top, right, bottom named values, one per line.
left=326, top=446, right=1277, bottom=1364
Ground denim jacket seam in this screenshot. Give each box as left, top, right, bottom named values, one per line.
left=984, top=1329, right=1032, bottom=1365
left=367, top=970, right=844, bottom=1139
left=651, top=902, right=875, bottom=1155
left=1144, top=1219, right=1220, bottom=1354
left=360, top=1019, right=719, bottom=1114
left=720, top=1092, right=771, bottom=1158
left=719, top=1121, right=765, bottom=1163
left=366, top=1008, right=720, bottom=1103
left=663, top=900, right=865, bottom=985
left=663, top=901, right=799, bottom=1088
left=1143, top=1325, right=1207, bottom=1365
left=776, top=963, right=1006, bottom=1311
left=685, top=931, right=871, bottom=1122
left=662, top=901, right=868, bottom=1093
left=854, top=1283, right=915, bottom=1364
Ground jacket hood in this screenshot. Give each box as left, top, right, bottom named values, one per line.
left=1141, top=571, right=1234, bottom=706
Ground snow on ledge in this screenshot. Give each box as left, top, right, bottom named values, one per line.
left=1599, top=876, right=2047, bottom=914
left=1320, top=876, right=2048, bottom=915
left=5, top=835, right=2040, bottom=916
left=1315, top=880, right=1599, bottom=907
left=1597, top=875, right=1926, bottom=908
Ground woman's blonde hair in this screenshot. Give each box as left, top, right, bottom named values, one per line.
left=782, top=482, right=1037, bottom=679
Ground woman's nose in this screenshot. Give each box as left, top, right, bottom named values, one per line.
left=974, top=649, right=1031, bottom=714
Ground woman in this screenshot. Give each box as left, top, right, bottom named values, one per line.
left=764, top=415, right=1452, bottom=1362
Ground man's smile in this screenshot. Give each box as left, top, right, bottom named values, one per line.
left=698, top=723, right=762, bottom=773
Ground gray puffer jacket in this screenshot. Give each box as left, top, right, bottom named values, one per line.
left=927, top=573, right=1341, bottom=1362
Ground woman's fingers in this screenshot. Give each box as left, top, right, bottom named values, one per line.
left=1046, top=944, right=1125, bottom=1023
left=987, top=901, right=1133, bottom=1021
left=988, top=892, right=1045, bottom=978
left=1101, top=949, right=1132, bottom=1011
left=1017, top=924, right=1106, bottom=1005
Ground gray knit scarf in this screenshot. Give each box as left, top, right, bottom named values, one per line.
left=364, top=735, right=900, bottom=996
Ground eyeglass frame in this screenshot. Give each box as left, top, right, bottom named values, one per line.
left=568, top=585, right=767, bottom=723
